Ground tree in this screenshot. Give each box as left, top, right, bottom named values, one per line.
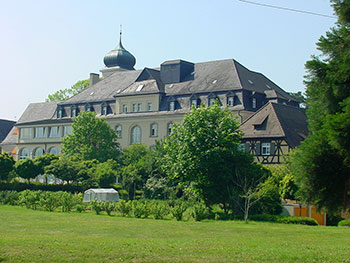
left=291, top=0, right=350, bottom=215
left=94, top=160, right=118, bottom=187
left=14, top=159, right=38, bottom=183
left=62, top=112, right=121, bottom=162
left=0, top=153, right=15, bottom=181
left=120, top=144, right=153, bottom=200
left=44, top=157, right=80, bottom=184
left=46, top=79, right=90, bottom=102
left=160, top=103, right=268, bottom=220
left=289, top=91, right=306, bottom=108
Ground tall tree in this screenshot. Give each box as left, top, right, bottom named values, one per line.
left=62, top=112, right=121, bottom=162
left=33, top=154, right=59, bottom=184
left=160, top=103, right=269, bottom=219
left=0, top=153, right=15, bottom=181
left=292, top=0, right=350, bottom=215
left=44, top=157, right=80, bottom=185
left=46, top=79, right=90, bottom=102
left=14, top=159, right=38, bottom=183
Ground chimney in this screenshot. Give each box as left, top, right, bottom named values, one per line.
left=90, top=73, right=100, bottom=86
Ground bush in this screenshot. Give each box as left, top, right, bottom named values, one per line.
left=76, top=203, right=88, bottom=213
left=170, top=203, right=187, bottom=221
left=18, top=190, right=42, bottom=210
left=132, top=200, right=150, bottom=218
left=103, top=202, right=116, bottom=216
left=150, top=201, right=169, bottom=220
left=191, top=203, right=210, bottom=221
left=90, top=200, right=104, bottom=215
left=116, top=200, right=132, bottom=216
left=118, top=189, right=129, bottom=200
left=39, top=192, right=60, bottom=212
left=0, top=182, right=86, bottom=193
left=338, top=219, right=350, bottom=227
left=0, top=191, right=19, bottom=205
left=250, top=214, right=318, bottom=226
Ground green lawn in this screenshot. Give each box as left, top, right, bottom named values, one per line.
left=0, top=205, right=349, bottom=263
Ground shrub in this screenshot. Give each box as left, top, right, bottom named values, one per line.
left=39, top=192, right=60, bottom=212
left=170, top=203, right=187, bottom=221
left=0, top=191, right=19, bottom=205
left=132, top=200, right=150, bottom=218
left=150, top=201, right=169, bottom=220
left=76, top=203, right=88, bottom=213
left=116, top=200, right=132, bottom=216
left=103, top=202, right=116, bottom=216
left=118, top=189, right=129, bottom=200
left=0, top=182, right=86, bottom=193
left=191, top=203, right=210, bottom=221
left=18, top=190, right=42, bottom=210
left=250, top=214, right=318, bottom=226
left=338, top=219, right=350, bottom=227
left=90, top=200, right=104, bottom=215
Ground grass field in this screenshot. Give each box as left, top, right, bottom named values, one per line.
left=0, top=205, right=349, bottom=263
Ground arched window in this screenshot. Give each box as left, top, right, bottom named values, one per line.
left=150, top=123, right=158, bottom=137
left=49, top=147, right=59, bottom=155
left=19, top=148, right=30, bottom=160
left=115, top=125, right=122, bottom=138
left=33, top=148, right=44, bottom=158
left=167, top=122, right=173, bottom=135
left=131, top=126, right=141, bottom=144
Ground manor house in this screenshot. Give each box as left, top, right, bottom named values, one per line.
left=1, top=34, right=307, bottom=164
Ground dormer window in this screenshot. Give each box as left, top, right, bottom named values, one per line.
left=57, top=106, right=63, bottom=118
left=71, top=105, right=78, bottom=118
left=228, top=96, right=234, bottom=107
left=252, top=98, right=257, bottom=109
left=190, top=94, right=199, bottom=108
left=101, top=103, right=108, bottom=116
left=85, top=103, right=93, bottom=112
left=168, top=96, right=176, bottom=111
left=208, top=93, right=217, bottom=106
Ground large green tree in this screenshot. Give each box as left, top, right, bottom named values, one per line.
left=62, top=112, right=121, bottom=162
left=46, top=79, right=90, bottom=102
left=0, top=153, right=15, bottom=181
left=292, top=0, right=350, bottom=214
left=44, top=157, right=80, bottom=184
left=160, top=103, right=269, bottom=219
left=14, top=159, right=38, bottom=183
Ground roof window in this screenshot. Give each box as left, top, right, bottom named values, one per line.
left=212, top=80, right=217, bottom=84
left=136, top=84, right=144, bottom=92
left=248, top=80, right=254, bottom=85
left=266, top=84, right=272, bottom=89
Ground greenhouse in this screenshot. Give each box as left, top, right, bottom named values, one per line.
left=83, top=188, right=120, bottom=202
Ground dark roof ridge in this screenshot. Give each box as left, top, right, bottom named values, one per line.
left=269, top=102, right=286, bottom=137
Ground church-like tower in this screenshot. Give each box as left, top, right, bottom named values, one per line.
left=100, top=28, right=136, bottom=78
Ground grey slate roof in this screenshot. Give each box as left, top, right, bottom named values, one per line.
left=15, top=58, right=299, bottom=125
left=0, top=119, right=15, bottom=143
left=0, top=126, right=17, bottom=146
left=16, top=102, right=59, bottom=125
left=240, top=102, right=308, bottom=148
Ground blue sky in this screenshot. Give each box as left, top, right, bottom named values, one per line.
left=0, top=0, right=336, bottom=121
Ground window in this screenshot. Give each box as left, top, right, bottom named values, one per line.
left=169, top=101, right=175, bottom=111
left=209, top=98, right=216, bottom=106
left=33, top=148, right=44, bottom=158
left=238, top=143, right=246, bottom=152
left=137, top=103, right=142, bottom=112
left=148, top=103, right=152, bottom=112
left=115, top=125, right=122, bottom=138
left=49, top=147, right=59, bottom=155
left=262, top=143, right=271, bottom=156
left=35, top=127, right=46, bottom=138
left=20, top=128, right=32, bottom=139
left=49, top=127, right=60, bottom=138
left=131, top=126, right=141, bottom=144
left=63, top=126, right=73, bottom=137
left=167, top=123, right=173, bottom=135
left=227, top=96, right=234, bottom=107
left=85, top=104, right=93, bottom=112
left=19, top=148, right=30, bottom=160
left=71, top=106, right=78, bottom=118
left=57, top=107, right=63, bottom=118
left=191, top=99, right=197, bottom=107
left=122, top=104, right=127, bottom=113
left=150, top=123, right=158, bottom=137
left=101, top=104, right=108, bottom=115
left=133, top=104, right=137, bottom=112
left=252, top=98, right=257, bottom=109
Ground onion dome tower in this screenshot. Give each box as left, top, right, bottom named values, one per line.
left=100, top=27, right=136, bottom=78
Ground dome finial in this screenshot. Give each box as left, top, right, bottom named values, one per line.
left=119, top=24, right=122, bottom=45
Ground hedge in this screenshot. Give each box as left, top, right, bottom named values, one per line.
left=338, top=219, right=350, bottom=227
left=250, top=214, right=318, bottom=226
left=0, top=182, right=87, bottom=193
